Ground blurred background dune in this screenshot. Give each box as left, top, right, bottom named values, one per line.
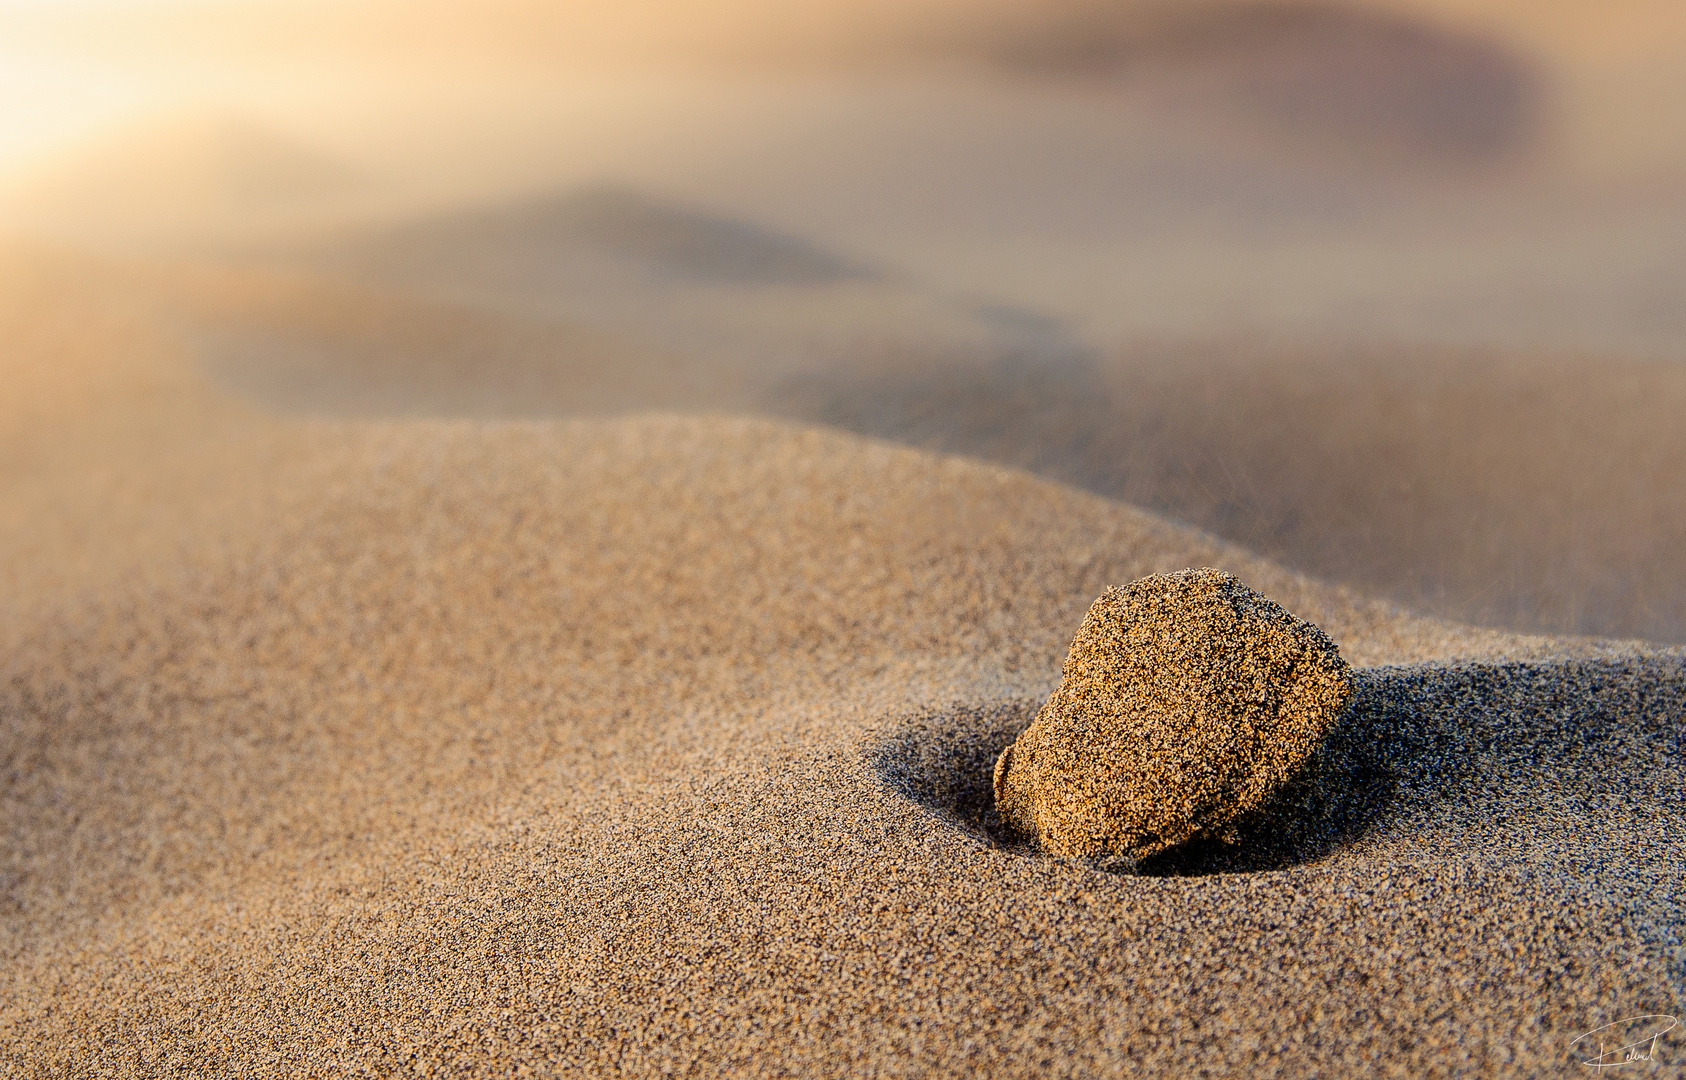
left=1, top=0, right=1683, bottom=640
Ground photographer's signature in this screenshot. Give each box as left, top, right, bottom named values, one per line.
left=1571, top=1015, right=1678, bottom=1069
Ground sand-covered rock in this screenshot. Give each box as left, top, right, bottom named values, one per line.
left=993, top=568, right=1352, bottom=869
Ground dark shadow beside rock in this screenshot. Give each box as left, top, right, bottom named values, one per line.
left=872, top=698, right=1041, bottom=849
left=874, top=658, right=1686, bottom=877
left=872, top=677, right=1410, bottom=874
left=1136, top=668, right=1408, bottom=875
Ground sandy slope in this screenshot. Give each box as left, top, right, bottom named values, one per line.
left=179, top=201, right=1686, bottom=644
left=3, top=4, right=1685, bottom=1074
left=786, top=338, right=1686, bottom=642
left=3, top=242, right=1683, bottom=1076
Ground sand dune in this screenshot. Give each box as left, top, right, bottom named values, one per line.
left=336, top=184, right=874, bottom=288
left=207, top=187, right=1077, bottom=404
left=2, top=244, right=1681, bottom=1072
left=192, top=271, right=704, bottom=419
left=4, top=2, right=1686, bottom=1070
left=782, top=340, right=1686, bottom=642
left=170, top=193, right=1686, bottom=644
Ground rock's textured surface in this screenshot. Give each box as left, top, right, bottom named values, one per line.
left=993, top=568, right=1352, bottom=869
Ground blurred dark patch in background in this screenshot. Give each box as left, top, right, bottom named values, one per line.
left=971, top=2, right=1542, bottom=165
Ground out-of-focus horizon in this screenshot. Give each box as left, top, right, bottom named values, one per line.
left=3, top=0, right=1684, bottom=200
left=5, top=0, right=1686, bottom=350
left=7, top=0, right=1686, bottom=184
left=4, top=0, right=1685, bottom=641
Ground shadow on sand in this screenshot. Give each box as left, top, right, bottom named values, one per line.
left=872, top=656, right=1686, bottom=876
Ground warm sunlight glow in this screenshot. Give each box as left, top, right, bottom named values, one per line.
left=4, top=5, right=1686, bottom=1066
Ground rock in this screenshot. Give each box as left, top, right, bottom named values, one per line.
left=993, top=568, right=1351, bottom=870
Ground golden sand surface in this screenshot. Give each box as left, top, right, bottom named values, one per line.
left=182, top=231, right=1686, bottom=643
left=3, top=241, right=1683, bottom=1075
left=2, top=1, right=1685, bottom=1074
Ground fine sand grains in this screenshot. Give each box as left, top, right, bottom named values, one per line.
left=2, top=247, right=1684, bottom=1077
left=1, top=412, right=1681, bottom=1077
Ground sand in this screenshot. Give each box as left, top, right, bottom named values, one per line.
left=185, top=227, right=1686, bottom=643
left=4, top=0, right=1686, bottom=1073
left=8, top=0, right=1686, bottom=654
left=3, top=240, right=1684, bottom=1076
